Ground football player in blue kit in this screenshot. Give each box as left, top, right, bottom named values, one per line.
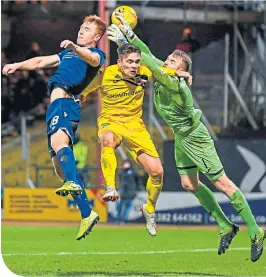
left=3, top=15, right=107, bottom=240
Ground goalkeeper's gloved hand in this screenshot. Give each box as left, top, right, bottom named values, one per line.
left=113, top=11, right=136, bottom=42
left=107, top=24, right=128, bottom=46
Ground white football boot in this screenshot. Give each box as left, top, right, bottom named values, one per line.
left=140, top=204, right=157, bottom=236
left=102, top=186, right=119, bottom=202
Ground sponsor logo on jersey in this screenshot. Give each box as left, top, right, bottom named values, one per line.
left=106, top=89, right=143, bottom=99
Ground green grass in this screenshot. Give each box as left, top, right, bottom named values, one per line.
left=1, top=225, right=265, bottom=276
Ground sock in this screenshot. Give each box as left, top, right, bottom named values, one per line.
left=229, top=188, right=261, bottom=239
left=146, top=176, right=163, bottom=214
left=72, top=175, right=92, bottom=218
left=56, top=147, right=77, bottom=183
left=101, top=147, right=117, bottom=187
left=193, top=183, right=232, bottom=232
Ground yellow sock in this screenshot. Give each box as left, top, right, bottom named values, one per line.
left=101, top=147, right=117, bottom=188
left=146, top=176, right=163, bottom=213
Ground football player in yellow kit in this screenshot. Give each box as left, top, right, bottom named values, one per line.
left=81, top=43, right=163, bottom=236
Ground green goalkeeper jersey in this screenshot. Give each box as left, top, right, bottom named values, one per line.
left=131, top=37, right=202, bottom=135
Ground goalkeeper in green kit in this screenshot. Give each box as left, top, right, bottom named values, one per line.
left=107, top=14, right=265, bottom=262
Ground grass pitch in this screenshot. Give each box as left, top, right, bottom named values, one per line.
left=1, top=224, right=266, bottom=276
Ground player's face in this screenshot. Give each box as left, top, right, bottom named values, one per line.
left=118, top=52, right=141, bottom=78
left=77, top=22, right=100, bottom=46
left=164, top=54, right=186, bottom=71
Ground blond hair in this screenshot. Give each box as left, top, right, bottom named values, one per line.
left=83, top=15, right=107, bottom=39
left=172, top=49, right=192, bottom=72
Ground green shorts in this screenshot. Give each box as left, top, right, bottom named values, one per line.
left=174, top=122, right=224, bottom=182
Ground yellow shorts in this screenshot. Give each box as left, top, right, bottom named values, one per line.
left=98, top=117, right=159, bottom=162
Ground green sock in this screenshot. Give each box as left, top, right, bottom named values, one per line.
left=193, top=183, right=232, bottom=233
left=229, top=188, right=261, bottom=239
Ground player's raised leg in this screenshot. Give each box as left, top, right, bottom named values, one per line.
left=52, top=156, right=91, bottom=218
left=52, top=156, right=99, bottom=240
left=177, top=131, right=240, bottom=254
left=99, top=130, right=120, bottom=202
left=213, top=173, right=265, bottom=262
left=76, top=197, right=99, bottom=240
left=50, top=128, right=82, bottom=197
left=138, top=153, right=163, bottom=236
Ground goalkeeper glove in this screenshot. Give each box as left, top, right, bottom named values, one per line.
left=107, top=24, right=128, bottom=46
left=113, top=11, right=136, bottom=42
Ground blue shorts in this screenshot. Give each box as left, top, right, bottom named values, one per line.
left=46, top=98, right=80, bottom=158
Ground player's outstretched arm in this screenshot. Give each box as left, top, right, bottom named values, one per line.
left=141, top=52, right=179, bottom=91
left=60, top=40, right=102, bottom=67
left=2, top=55, right=59, bottom=75
left=131, top=36, right=164, bottom=67
left=114, top=13, right=163, bottom=66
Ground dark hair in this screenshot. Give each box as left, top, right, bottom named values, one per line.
left=117, top=43, right=141, bottom=58
left=172, top=49, right=192, bottom=72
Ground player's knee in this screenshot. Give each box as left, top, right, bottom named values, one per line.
left=51, top=138, right=60, bottom=152
left=51, top=132, right=68, bottom=152
left=102, top=139, right=114, bottom=148
left=149, top=165, right=164, bottom=179
left=100, top=132, right=116, bottom=148
left=213, top=175, right=237, bottom=195
left=181, top=180, right=197, bottom=192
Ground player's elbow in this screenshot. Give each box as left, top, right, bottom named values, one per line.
left=31, top=56, right=46, bottom=69
left=38, top=56, right=58, bottom=69
left=84, top=54, right=100, bottom=67
left=36, top=63, right=42, bottom=70
left=37, top=58, right=47, bottom=69
left=88, top=59, right=100, bottom=67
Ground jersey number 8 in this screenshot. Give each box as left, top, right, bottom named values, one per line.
left=51, top=115, right=59, bottom=126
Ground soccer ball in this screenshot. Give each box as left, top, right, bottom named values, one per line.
left=111, top=6, right=138, bottom=29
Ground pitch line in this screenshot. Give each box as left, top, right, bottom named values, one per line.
left=2, top=247, right=249, bottom=256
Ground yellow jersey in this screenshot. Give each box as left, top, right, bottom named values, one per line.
left=81, top=64, right=152, bottom=121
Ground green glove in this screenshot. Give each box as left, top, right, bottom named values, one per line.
left=107, top=24, right=128, bottom=46
left=113, top=11, right=137, bottom=42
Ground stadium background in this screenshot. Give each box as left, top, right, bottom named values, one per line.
left=1, top=1, right=266, bottom=276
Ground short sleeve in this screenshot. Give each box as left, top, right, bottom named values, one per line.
left=89, top=48, right=106, bottom=67
left=57, top=49, right=69, bottom=62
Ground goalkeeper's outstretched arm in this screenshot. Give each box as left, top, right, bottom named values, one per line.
left=114, top=13, right=164, bottom=66
left=130, top=36, right=164, bottom=67
left=141, top=53, right=180, bottom=91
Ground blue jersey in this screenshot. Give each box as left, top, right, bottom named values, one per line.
left=48, top=47, right=106, bottom=96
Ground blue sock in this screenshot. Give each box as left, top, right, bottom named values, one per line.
left=72, top=175, right=92, bottom=218
left=57, top=147, right=77, bottom=183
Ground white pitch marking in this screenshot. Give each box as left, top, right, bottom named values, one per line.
left=2, top=247, right=249, bottom=256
